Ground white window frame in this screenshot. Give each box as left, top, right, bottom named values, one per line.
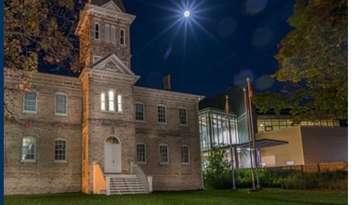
left=120, top=28, right=126, bottom=46
left=23, top=91, right=38, bottom=114
left=117, top=94, right=122, bottom=113
left=159, top=144, right=169, bottom=165
left=181, top=145, right=190, bottom=165
left=54, top=138, right=67, bottom=162
left=94, top=22, right=100, bottom=40
left=100, top=92, right=106, bottom=111
left=21, top=136, right=36, bottom=162
left=178, top=107, right=188, bottom=126
left=157, top=104, right=167, bottom=124
left=136, top=143, right=147, bottom=164
left=135, top=102, right=145, bottom=121
left=54, top=92, right=68, bottom=116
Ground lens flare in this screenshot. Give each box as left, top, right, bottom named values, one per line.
left=184, top=10, right=191, bottom=18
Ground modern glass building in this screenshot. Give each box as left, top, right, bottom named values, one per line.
left=199, top=107, right=254, bottom=168
left=198, top=85, right=343, bottom=169
left=198, top=86, right=259, bottom=168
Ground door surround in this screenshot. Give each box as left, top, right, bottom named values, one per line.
left=104, top=136, right=122, bottom=173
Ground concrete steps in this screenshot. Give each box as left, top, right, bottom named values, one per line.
left=107, top=175, right=148, bottom=195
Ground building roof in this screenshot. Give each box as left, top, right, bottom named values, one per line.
left=91, top=0, right=125, bottom=11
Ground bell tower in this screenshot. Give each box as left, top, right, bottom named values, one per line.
left=75, top=0, right=135, bottom=69
left=75, top=0, right=138, bottom=194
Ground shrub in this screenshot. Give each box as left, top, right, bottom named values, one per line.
left=204, top=165, right=348, bottom=190
left=203, top=148, right=232, bottom=189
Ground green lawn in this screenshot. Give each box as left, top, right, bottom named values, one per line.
left=5, top=189, right=347, bottom=205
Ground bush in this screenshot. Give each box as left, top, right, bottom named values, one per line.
left=204, top=165, right=348, bottom=190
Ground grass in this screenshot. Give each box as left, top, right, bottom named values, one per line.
left=5, top=189, right=347, bottom=205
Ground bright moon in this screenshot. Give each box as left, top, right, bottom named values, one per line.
left=184, top=10, right=191, bottom=18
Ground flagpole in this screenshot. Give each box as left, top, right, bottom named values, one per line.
left=243, top=88, right=256, bottom=190
left=246, top=78, right=260, bottom=190
left=225, top=95, right=236, bottom=190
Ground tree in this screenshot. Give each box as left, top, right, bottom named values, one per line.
left=5, top=0, right=77, bottom=71
left=203, top=148, right=232, bottom=189
left=255, top=0, right=347, bottom=121
left=4, top=0, right=78, bottom=119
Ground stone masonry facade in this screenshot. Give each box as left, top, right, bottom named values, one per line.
left=4, top=0, right=202, bottom=195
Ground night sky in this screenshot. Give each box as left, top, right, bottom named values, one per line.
left=124, top=0, right=295, bottom=97
left=42, top=0, right=295, bottom=97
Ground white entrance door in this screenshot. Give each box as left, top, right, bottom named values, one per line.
left=104, top=137, right=121, bottom=173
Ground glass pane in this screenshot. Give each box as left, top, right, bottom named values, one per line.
left=100, top=93, right=106, bottom=111
left=24, top=92, right=37, bottom=112
left=108, top=91, right=115, bottom=111
left=56, top=94, right=67, bottom=114
left=22, top=137, right=36, bottom=161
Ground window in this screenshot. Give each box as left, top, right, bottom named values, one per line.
left=111, top=25, right=116, bottom=43
left=117, top=95, right=122, bottom=112
left=159, top=144, right=169, bottom=164
left=108, top=90, right=115, bottom=111
left=54, top=140, right=66, bottom=161
left=157, top=104, right=167, bottom=123
left=101, top=92, right=106, bottom=111
left=120, top=29, right=125, bottom=45
left=179, top=108, right=187, bottom=125
left=55, top=93, right=67, bottom=115
left=21, top=137, right=36, bottom=161
left=100, top=90, right=122, bottom=112
left=105, top=24, right=110, bottom=41
left=135, top=103, right=145, bottom=121
left=94, top=23, right=100, bottom=39
left=181, top=145, right=190, bottom=164
left=23, top=92, right=37, bottom=113
left=136, top=144, right=146, bottom=163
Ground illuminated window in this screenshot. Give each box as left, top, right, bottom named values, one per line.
left=23, top=92, right=37, bottom=113
left=181, top=145, right=189, bottom=164
left=94, top=23, right=100, bottom=39
left=21, top=137, right=36, bottom=161
left=101, top=90, right=122, bottom=112
left=159, top=144, right=169, bottom=164
left=136, top=144, right=146, bottom=163
left=157, top=104, right=167, bottom=123
left=55, top=93, right=67, bottom=115
left=179, top=108, right=187, bottom=125
left=135, top=103, right=145, bottom=121
left=120, top=29, right=125, bottom=45
left=108, top=90, right=115, bottom=111
left=54, top=139, right=66, bottom=161
left=100, top=92, right=106, bottom=111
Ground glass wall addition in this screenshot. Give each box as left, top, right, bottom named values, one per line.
left=199, top=108, right=246, bottom=152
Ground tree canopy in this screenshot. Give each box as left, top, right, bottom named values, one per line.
left=5, top=0, right=80, bottom=72
left=254, top=0, right=347, bottom=121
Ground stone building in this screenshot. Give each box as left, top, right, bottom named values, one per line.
left=4, top=0, right=202, bottom=195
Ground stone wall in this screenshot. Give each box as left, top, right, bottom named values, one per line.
left=133, top=86, right=203, bottom=191
left=80, top=70, right=138, bottom=193
left=4, top=71, right=83, bottom=195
